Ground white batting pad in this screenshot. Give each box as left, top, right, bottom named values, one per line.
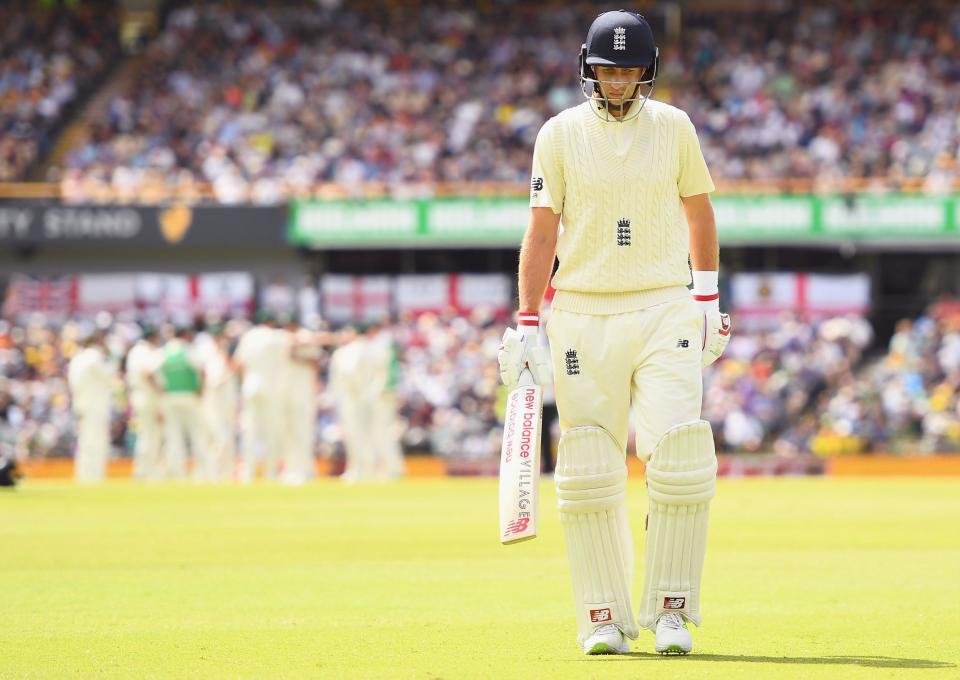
left=637, top=420, right=717, bottom=630
left=555, top=426, right=638, bottom=643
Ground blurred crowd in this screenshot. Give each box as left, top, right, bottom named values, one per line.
left=0, top=317, right=77, bottom=461
left=6, top=305, right=960, bottom=473
left=47, top=1, right=960, bottom=202
left=798, top=303, right=960, bottom=455
left=0, top=0, right=119, bottom=182
left=0, top=309, right=508, bottom=475
left=672, top=3, right=960, bottom=189
left=392, top=311, right=503, bottom=460
left=60, top=1, right=573, bottom=203
left=702, top=315, right=874, bottom=454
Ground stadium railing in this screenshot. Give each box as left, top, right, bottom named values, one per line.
left=1, top=177, right=958, bottom=203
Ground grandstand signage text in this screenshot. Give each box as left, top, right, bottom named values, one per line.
left=0, top=206, right=140, bottom=241
left=289, top=195, right=960, bottom=248
left=0, top=203, right=287, bottom=248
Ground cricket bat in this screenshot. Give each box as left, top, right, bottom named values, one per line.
left=499, top=368, right=542, bottom=544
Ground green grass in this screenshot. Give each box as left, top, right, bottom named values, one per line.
left=1, top=476, right=959, bottom=679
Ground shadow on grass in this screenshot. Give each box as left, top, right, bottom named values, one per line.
left=612, top=653, right=954, bottom=669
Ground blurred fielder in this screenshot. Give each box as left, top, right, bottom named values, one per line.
left=498, top=10, right=731, bottom=656
left=234, top=317, right=288, bottom=482
left=329, top=326, right=376, bottom=482
left=67, top=332, right=115, bottom=483
left=367, top=321, right=404, bottom=479
left=155, top=327, right=206, bottom=480
left=202, top=327, right=239, bottom=482
left=125, top=326, right=163, bottom=480
left=283, top=321, right=321, bottom=484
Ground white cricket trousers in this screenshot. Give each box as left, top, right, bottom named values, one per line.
left=546, top=295, right=704, bottom=459
left=242, top=392, right=286, bottom=481
left=280, top=383, right=316, bottom=482
left=161, top=392, right=205, bottom=479
left=203, top=393, right=237, bottom=482
left=372, top=391, right=404, bottom=478
left=130, top=391, right=162, bottom=480
left=340, top=398, right=377, bottom=481
left=74, top=403, right=110, bottom=483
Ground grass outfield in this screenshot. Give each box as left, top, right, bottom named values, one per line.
left=2, top=477, right=959, bottom=680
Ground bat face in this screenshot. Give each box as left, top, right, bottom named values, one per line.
left=499, top=378, right=542, bottom=544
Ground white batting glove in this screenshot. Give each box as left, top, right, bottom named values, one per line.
left=498, top=312, right=552, bottom=387
left=701, top=309, right=732, bottom=367
left=692, top=271, right=732, bottom=368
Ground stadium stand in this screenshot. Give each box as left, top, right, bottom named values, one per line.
left=0, top=0, right=120, bottom=182
left=60, top=2, right=569, bottom=203
left=0, top=316, right=79, bottom=460
left=6, top=307, right=955, bottom=463
left=673, top=2, right=960, bottom=190
left=793, top=303, right=960, bottom=455
left=49, top=1, right=960, bottom=202
left=1, top=1, right=958, bottom=466
left=702, top=314, right=873, bottom=454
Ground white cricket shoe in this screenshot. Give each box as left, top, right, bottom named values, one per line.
left=654, top=613, right=692, bottom=655
left=583, top=623, right=630, bottom=655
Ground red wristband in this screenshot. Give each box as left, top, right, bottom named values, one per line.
left=517, top=311, right=540, bottom=327
left=692, top=293, right=720, bottom=302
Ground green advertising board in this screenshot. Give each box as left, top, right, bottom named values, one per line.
left=710, top=196, right=814, bottom=240
left=289, top=198, right=529, bottom=247
left=288, top=195, right=960, bottom=248
left=818, top=196, right=951, bottom=236
left=289, top=200, right=421, bottom=244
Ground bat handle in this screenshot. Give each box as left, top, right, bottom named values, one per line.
left=518, top=367, right=536, bottom=387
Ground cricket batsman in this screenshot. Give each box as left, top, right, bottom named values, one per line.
left=498, top=10, right=731, bottom=656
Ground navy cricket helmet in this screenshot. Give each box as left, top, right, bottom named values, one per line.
left=579, top=10, right=659, bottom=121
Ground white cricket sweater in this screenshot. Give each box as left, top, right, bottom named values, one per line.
left=529, top=100, right=715, bottom=314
